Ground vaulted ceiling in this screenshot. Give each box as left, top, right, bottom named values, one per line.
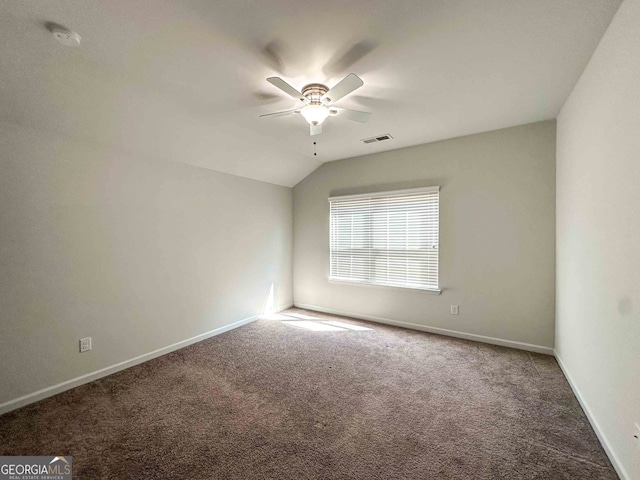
left=0, top=1, right=622, bottom=187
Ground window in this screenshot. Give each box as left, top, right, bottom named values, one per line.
left=329, top=186, right=439, bottom=292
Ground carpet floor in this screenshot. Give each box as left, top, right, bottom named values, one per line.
left=0, top=308, right=617, bottom=479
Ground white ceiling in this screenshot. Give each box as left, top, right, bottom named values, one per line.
left=0, top=0, right=622, bottom=187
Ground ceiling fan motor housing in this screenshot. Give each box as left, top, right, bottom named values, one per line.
left=302, top=84, right=329, bottom=105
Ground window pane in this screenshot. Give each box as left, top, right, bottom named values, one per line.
left=329, top=188, right=439, bottom=291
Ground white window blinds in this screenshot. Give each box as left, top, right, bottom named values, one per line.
left=329, top=186, right=439, bottom=292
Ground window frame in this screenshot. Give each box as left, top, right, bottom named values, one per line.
left=328, top=186, right=441, bottom=294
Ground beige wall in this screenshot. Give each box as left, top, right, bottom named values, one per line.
left=0, top=121, right=293, bottom=407
left=556, top=0, right=640, bottom=478
left=293, top=121, right=556, bottom=351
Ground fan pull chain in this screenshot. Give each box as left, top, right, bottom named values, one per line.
left=313, top=141, right=317, bottom=156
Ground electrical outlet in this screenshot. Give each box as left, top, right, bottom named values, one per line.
left=450, top=305, right=459, bottom=315
left=634, top=423, right=640, bottom=450
left=79, top=337, right=92, bottom=353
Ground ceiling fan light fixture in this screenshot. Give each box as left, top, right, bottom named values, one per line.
left=262, top=74, right=369, bottom=135
left=300, top=104, right=330, bottom=126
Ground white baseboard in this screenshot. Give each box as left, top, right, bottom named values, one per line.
left=555, top=352, right=629, bottom=480
left=260, top=303, right=293, bottom=318
left=294, top=303, right=554, bottom=355
left=0, top=305, right=291, bottom=417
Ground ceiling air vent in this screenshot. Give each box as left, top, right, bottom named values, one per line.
left=361, top=134, right=393, bottom=144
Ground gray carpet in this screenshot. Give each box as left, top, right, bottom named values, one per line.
left=0, top=308, right=617, bottom=479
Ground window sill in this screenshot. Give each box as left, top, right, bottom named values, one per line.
left=328, top=278, right=442, bottom=295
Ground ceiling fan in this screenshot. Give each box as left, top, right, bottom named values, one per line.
left=260, top=73, right=371, bottom=136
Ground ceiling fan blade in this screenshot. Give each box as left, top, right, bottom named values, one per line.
left=266, top=77, right=307, bottom=102
left=310, top=123, right=322, bottom=136
left=333, top=107, right=372, bottom=123
left=259, top=109, right=299, bottom=118
left=321, top=73, right=364, bottom=104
